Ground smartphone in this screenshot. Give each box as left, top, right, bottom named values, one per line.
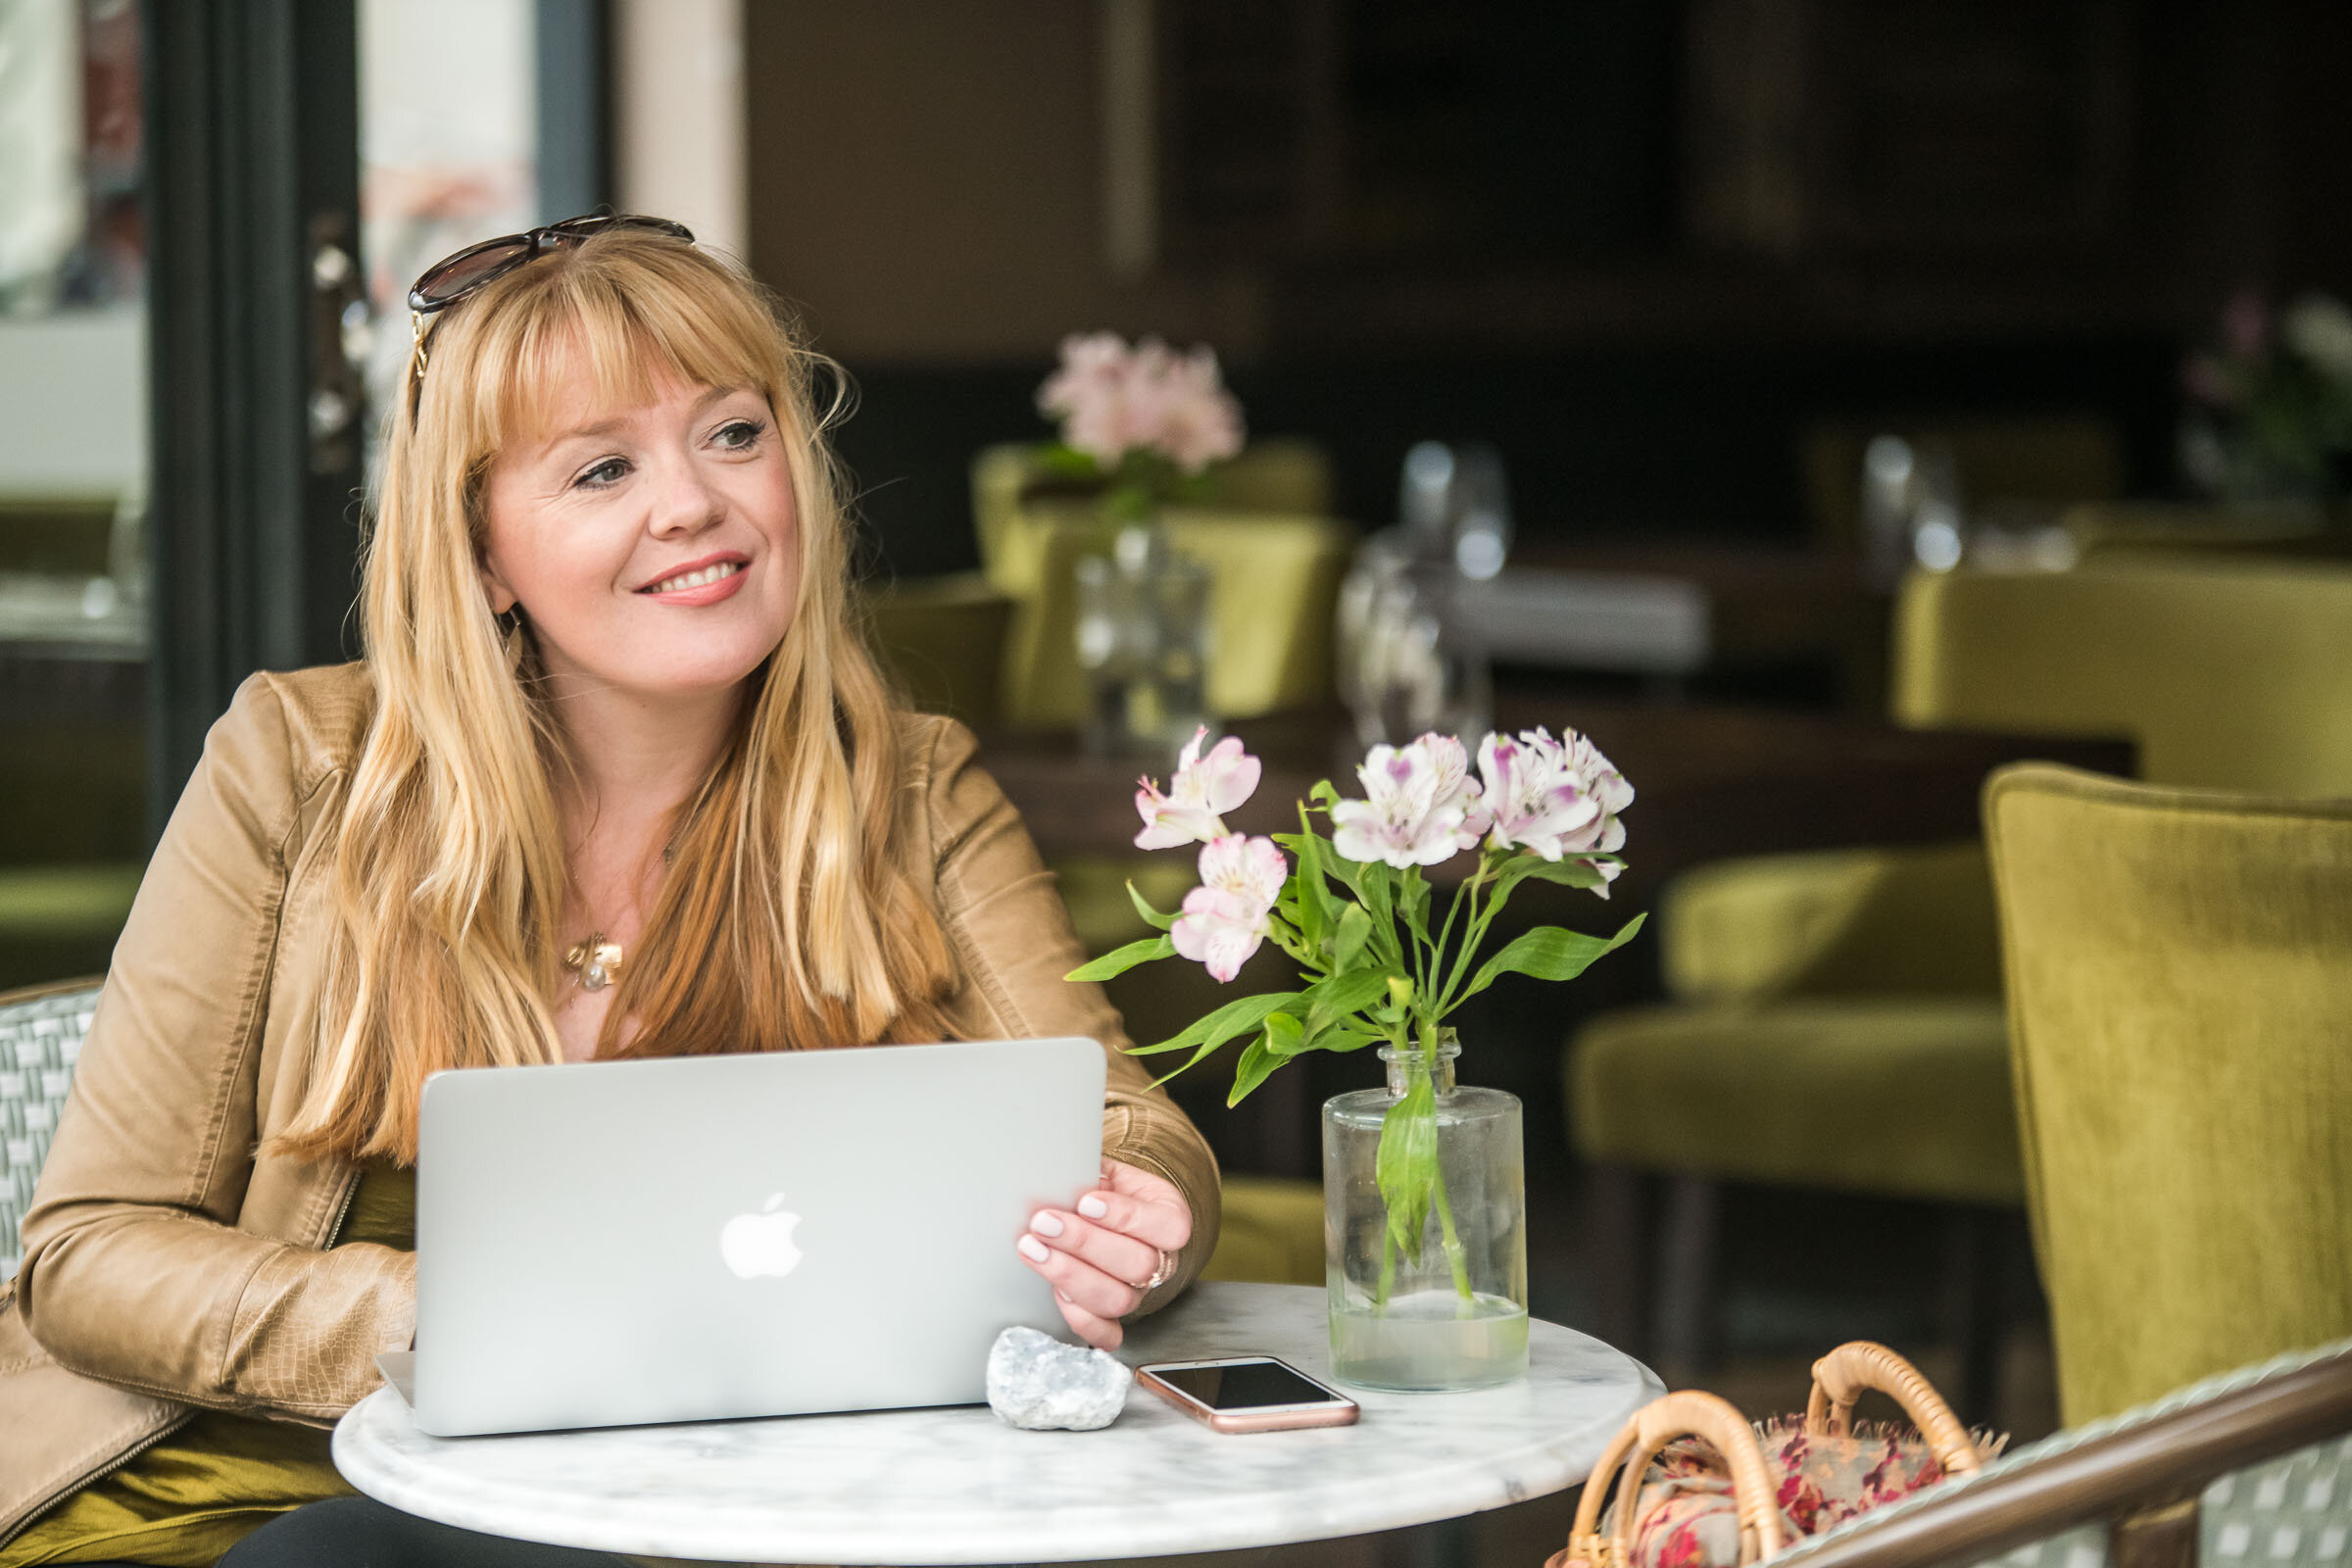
left=1136, top=1355, right=1362, bottom=1433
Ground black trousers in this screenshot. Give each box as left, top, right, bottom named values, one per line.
left=82, top=1494, right=639, bottom=1567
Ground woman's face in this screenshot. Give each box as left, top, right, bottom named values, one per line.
left=477, top=356, right=802, bottom=703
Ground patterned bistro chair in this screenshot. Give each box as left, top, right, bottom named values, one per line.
left=0, top=978, right=102, bottom=1280
left=1736, top=1339, right=2352, bottom=1568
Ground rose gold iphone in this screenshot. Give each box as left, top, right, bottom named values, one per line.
left=1137, top=1355, right=1361, bottom=1433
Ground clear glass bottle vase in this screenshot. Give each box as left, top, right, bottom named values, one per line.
left=1322, top=1032, right=1529, bottom=1391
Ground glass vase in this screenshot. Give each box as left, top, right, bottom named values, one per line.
left=1322, top=1033, right=1528, bottom=1392
left=1073, top=520, right=1212, bottom=760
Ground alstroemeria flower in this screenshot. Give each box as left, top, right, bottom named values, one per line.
left=1135, top=727, right=1261, bottom=850
left=1172, top=833, right=1288, bottom=981
left=1477, top=727, right=1634, bottom=894
left=1330, top=733, right=1486, bottom=868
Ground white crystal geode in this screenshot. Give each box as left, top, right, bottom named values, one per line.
left=986, top=1325, right=1134, bottom=1431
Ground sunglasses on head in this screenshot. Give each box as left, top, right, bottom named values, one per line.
left=405, top=213, right=696, bottom=416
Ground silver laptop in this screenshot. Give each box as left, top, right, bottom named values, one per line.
left=399, top=1037, right=1105, bottom=1437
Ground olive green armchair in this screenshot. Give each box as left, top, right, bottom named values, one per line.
left=1572, top=554, right=2352, bottom=1402
left=1986, top=765, right=2352, bottom=1425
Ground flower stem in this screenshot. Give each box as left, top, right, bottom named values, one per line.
left=1373, top=1220, right=1398, bottom=1309
left=1419, top=1018, right=1476, bottom=1306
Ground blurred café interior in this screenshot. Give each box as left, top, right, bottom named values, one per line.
left=4, top=0, right=2352, bottom=1553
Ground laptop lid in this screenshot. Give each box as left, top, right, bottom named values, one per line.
left=411, top=1036, right=1105, bottom=1436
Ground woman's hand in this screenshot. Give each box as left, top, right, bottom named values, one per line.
left=1015, top=1157, right=1194, bottom=1349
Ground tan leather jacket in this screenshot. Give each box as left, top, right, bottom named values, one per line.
left=0, top=663, right=1219, bottom=1543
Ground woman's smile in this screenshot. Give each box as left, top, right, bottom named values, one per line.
left=637, top=553, right=751, bottom=604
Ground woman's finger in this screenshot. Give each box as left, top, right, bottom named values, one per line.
left=1070, top=1185, right=1190, bottom=1252
left=1016, top=1232, right=1144, bottom=1322
left=1027, top=1206, right=1158, bottom=1286
left=1049, top=1288, right=1124, bottom=1351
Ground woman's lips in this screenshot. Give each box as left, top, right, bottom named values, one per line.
left=638, top=559, right=749, bottom=606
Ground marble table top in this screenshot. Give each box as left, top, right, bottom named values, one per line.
left=333, top=1281, right=1662, bottom=1564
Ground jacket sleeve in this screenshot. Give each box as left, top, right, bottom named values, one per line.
left=17, top=673, right=414, bottom=1422
left=922, top=717, right=1221, bottom=1314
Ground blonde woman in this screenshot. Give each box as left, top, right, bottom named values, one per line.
left=0, top=217, right=1217, bottom=1568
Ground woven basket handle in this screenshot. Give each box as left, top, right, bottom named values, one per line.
left=1803, top=1341, right=1983, bottom=1477
left=1548, top=1391, right=1788, bottom=1568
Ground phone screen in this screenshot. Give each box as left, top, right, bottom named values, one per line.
left=1151, top=1359, right=1347, bottom=1409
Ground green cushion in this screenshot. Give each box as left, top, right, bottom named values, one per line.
left=1569, top=998, right=2023, bottom=1205
left=1663, top=842, right=2001, bottom=1004
left=0, top=862, right=142, bottom=991
left=1204, top=1175, right=1324, bottom=1287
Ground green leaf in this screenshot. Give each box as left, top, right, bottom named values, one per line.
left=1128, top=990, right=1304, bottom=1086
left=1309, top=779, right=1343, bottom=810
left=1300, top=1016, right=1386, bottom=1054
left=1064, top=933, right=1174, bottom=983
left=1262, top=1010, right=1306, bottom=1055
left=1228, top=1033, right=1288, bottom=1105
left=1461, top=912, right=1647, bottom=1000
left=1302, top=964, right=1393, bottom=1038
left=1291, top=806, right=1338, bottom=951
left=1399, top=869, right=1431, bottom=940
left=1375, top=1078, right=1439, bottom=1264
left=1332, top=902, right=1373, bottom=974
left=1126, top=880, right=1177, bottom=932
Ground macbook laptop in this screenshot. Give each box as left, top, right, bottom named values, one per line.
left=389, top=1036, right=1105, bottom=1436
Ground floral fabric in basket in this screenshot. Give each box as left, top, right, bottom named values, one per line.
left=1614, top=1420, right=2008, bottom=1568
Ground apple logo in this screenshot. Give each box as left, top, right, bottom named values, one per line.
left=719, top=1193, right=805, bottom=1280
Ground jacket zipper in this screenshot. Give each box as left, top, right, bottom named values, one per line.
left=321, top=1164, right=364, bottom=1247
left=0, top=1409, right=197, bottom=1549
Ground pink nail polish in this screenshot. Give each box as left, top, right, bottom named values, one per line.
left=1031, top=1211, right=1065, bottom=1238
left=1077, top=1196, right=1109, bottom=1219
left=1017, top=1234, right=1050, bottom=1263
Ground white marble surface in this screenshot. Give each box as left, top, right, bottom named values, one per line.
left=333, top=1282, right=1661, bottom=1564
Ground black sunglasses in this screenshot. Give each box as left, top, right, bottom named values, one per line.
left=405, top=213, right=695, bottom=413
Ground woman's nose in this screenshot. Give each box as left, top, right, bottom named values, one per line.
left=647, top=457, right=723, bottom=537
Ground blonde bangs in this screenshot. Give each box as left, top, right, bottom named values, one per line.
left=277, top=228, right=957, bottom=1166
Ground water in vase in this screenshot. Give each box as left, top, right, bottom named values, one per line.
left=1329, top=1286, right=1529, bottom=1392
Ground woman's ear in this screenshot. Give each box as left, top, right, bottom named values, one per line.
left=478, top=558, right=518, bottom=617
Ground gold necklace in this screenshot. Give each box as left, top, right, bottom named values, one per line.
left=562, top=933, right=624, bottom=992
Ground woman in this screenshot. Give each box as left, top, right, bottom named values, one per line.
left=0, top=217, right=1217, bottom=1567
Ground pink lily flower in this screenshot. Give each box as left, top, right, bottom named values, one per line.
left=1171, top=833, right=1289, bottom=982
left=1135, top=727, right=1261, bottom=850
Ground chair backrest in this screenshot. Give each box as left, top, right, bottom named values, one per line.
left=1985, top=766, right=2352, bottom=1424
left=0, top=977, right=103, bottom=1281
left=858, top=571, right=1016, bottom=731
left=1893, top=556, right=2352, bottom=795
left=970, top=439, right=1336, bottom=594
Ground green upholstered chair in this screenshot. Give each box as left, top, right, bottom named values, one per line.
left=858, top=572, right=1016, bottom=732
left=1985, top=765, right=2352, bottom=1425
left=1573, top=555, right=2352, bottom=1400
left=968, top=442, right=1350, bottom=729
left=0, top=865, right=140, bottom=994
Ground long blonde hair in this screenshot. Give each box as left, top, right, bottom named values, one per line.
left=278, top=228, right=959, bottom=1164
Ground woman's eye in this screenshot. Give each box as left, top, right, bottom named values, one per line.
left=713, top=418, right=764, bottom=451
left=575, top=458, right=629, bottom=490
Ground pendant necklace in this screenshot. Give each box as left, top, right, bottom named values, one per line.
left=562, top=934, right=624, bottom=992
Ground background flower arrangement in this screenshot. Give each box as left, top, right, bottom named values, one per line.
left=1033, top=331, right=1246, bottom=524
left=2182, top=289, right=2352, bottom=504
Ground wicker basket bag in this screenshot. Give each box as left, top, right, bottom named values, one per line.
left=1548, top=1342, right=1998, bottom=1568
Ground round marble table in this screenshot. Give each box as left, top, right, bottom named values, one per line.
left=334, top=1282, right=1661, bottom=1564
